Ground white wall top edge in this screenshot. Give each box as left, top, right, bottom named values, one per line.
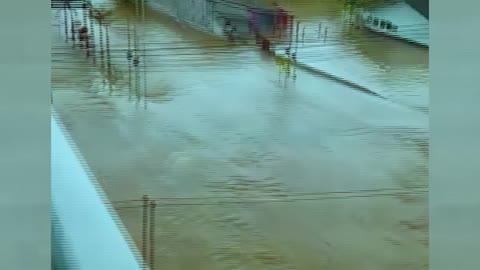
left=51, top=112, right=144, bottom=270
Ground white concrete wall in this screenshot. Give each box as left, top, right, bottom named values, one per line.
left=51, top=111, right=144, bottom=270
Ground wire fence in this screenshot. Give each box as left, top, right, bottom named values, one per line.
left=109, top=184, right=428, bottom=269
left=110, top=185, right=428, bottom=209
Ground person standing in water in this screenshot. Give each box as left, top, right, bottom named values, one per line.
left=78, top=26, right=88, bottom=49
left=223, top=20, right=236, bottom=42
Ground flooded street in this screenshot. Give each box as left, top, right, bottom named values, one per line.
left=52, top=0, right=428, bottom=269
left=260, top=0, right=429, bottom=112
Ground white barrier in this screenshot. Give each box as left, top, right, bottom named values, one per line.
left=51, top=112, right=144, bottom=270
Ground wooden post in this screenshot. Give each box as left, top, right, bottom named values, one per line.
left=70, top=12, right=76, bottom=48
left=98, top=18, right=104, bottom=69
left=302, top=26, right=305, bottom=46
left=127, top=19, right=132, bottom=101
left=134, top=0, right=140, bottom=100
left=98, top=17, right=106, bottom=89
left=64, top=5, right=69, bottom=42
left=82, top=3, right=88, bottom=50
left=105, top=24, right=111, bottom=76
left=135, top=56, right=140, bottom=100
left=105, top=23, right=113, bottom=95
left=88, top=8, right=96, bottom=64
left=149, top=200, right=157, bottom=270
left=278, top=58, right=282, bottom=84
left=141, top=0, right=147, bottom=110
left=292, top=64, right=297, bottom=82
left=141, top=195, right=149, bottom=270
left=295, top=21, right=300, bottom=52
left=288, top=15, right=293, bottom=54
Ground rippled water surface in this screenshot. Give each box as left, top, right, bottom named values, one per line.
left=52, top=0, right=428, bottom=269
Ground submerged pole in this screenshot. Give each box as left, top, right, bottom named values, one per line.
left=134, top=0, right=140, bottom=100
left=141, top=195, right=149, bottom=270
left=105, top=24, right=111, bottom=76
left=64, top=4, right=69, bottom=42
left=70, top=11, right=76, bottom=48
left=98, top=19, right=104, bottom=69
left=141, top=0, right=147, bottom=109
left=302, top=26, right=305, bottom=45
left=149, top=200, right=157, bottom=270
left=127, top=19, right=133, bottom=100
left=88, top=8, right=96, bottom=64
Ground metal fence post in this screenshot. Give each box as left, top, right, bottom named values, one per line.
left=142, top=195, right=149, bottom=270
left=149, top=200, right=157, bottom=270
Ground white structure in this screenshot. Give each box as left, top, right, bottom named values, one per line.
left=51, top=111, right=144, bottom=270
left=360, top=0, right=429, bottom=47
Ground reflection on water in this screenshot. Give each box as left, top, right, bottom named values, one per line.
left=52, top=0, right=428, bottom=269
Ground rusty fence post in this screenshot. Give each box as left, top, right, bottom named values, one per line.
left=141, top=0, right=148, bottom=110
left=302, top=26, right=306, bottom=46
left=70, top=12, right=76, bottom=48
left=105, top=24, right=112, bottom=78
left=64, top=4, right=69, bottom=42
left=127, top=19, right=133, bottom=101
left=133, top=0, right=141, bottom=100
left=99, top=18, right=105, bottom=69
left=88, top=8, right=96, bottom=64
left=141, top=195, right=149, bottom=270
left=295, top=21, right=300, bottom=45
left=149, top=200, right=157, bottom=270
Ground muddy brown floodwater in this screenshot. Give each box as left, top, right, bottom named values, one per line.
left=52, top=0, right=428, bottom=269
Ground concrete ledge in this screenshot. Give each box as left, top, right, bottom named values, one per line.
left=271, top=51, right=386, bottom=99
left=51, top=110, right=144, bottom=270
